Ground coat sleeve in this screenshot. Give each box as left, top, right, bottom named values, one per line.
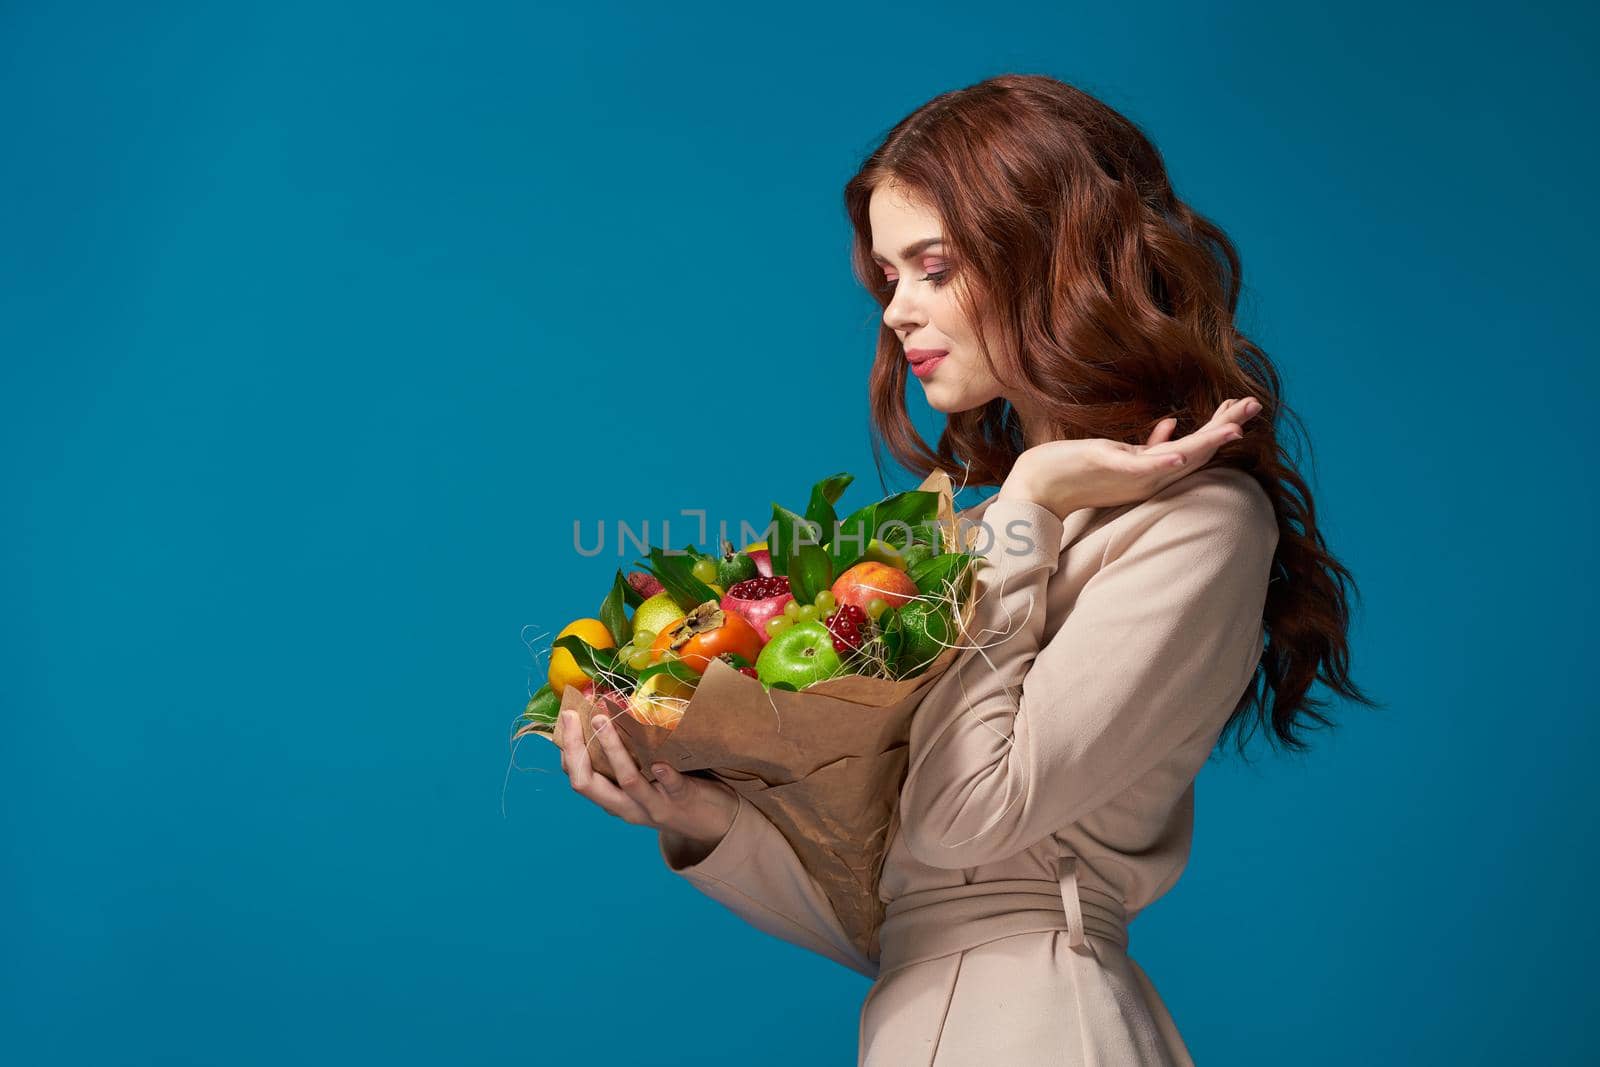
left=899, top=468, right=1279, bottom=870
left=658, top=792, right=879, bottom=980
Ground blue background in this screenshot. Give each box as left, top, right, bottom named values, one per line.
left=5, top=2, right=1595, bottom=1063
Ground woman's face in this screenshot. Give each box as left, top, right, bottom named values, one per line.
left=868, top=183, right=1010, bottom=416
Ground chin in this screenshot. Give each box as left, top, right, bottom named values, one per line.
left=923, top=387, right=984, bottom=415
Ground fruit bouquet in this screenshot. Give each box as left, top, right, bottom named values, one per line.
left=515, top=468, right=983, bottom=963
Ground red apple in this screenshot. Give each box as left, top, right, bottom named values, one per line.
left=831, top=561, right=918, bottom=614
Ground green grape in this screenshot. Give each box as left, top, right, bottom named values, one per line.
left=814, top=590, right=836, bottom=614
left=767, top=616, right=791, bottom=636
left=691, top=558, right=718, bottom=584
left=795, top=603, right=819, bottom=623
left=783, top=599, right=801, bottom=619
left=865, top=597, right=889, bottom=621
left=627, top=648, right=653, bottom=670
left=633, top=629, right=657, bottom=649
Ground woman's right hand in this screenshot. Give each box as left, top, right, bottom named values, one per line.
left=1000, top=397, right=1264, bottom=519
left=555, top=708, right=740, bottom=848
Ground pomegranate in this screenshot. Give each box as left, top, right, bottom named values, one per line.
left=721, top=574, right=793, bottom=645
left=744, top=545, right=774, bottom=578
left=578, top=679, right=631, bottom=718
left=626, top=570, right=664, bottom=599
left=824, top=603, right=869, bottom=655
left=716, top=651, right=760, bottom=679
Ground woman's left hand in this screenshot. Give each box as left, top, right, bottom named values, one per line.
left=998, top=397, right=1263, bottom=519
left=554, top=708, right=740, bottom=846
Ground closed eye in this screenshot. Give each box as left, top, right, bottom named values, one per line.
left=880, top=269, right=952, bottom=292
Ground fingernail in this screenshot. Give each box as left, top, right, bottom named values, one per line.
left=593, top=715, right=607, bottom=730
left=652, top=764, right=670, bottom=778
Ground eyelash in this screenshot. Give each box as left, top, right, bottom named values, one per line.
left=881, top=269, right=951, bottom=292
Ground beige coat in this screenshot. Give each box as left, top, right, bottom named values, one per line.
left=659, top=466, right=1279, bottom=1065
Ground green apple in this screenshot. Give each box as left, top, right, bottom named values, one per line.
left=861, top=537, right=907, bottom=569
left=755, top=620, right=847, bottom=690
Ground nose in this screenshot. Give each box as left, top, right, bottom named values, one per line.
left=882, top=282, right=925, bottom=337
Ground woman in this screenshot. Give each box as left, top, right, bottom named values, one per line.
left=555, top=73, right=1374, bottom=1064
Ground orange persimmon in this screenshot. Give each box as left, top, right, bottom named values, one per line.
left=649, top=601, right=763, bottom=675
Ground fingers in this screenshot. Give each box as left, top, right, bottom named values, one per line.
left=1134, top=401, right=1249, bottom=474
left=1179, top=421, right=1245, bottom=462
left=1206, top=396, right=1262, bottom=429
left=561, top=707, right=594, bottom=763
left=1107, top=436, right=1185, bottom=471
left=1154, top=422, right=1245, bottom=483
left=1144, top=416, right=1177, bottom=448
left=1119, top=445, right=1186, bottom=472
left=652, top=761, right=689, bottom=800
left=591, top=713, right=666, bottom=824
left=560, top=710, right=650, bottom=824
left=1158, top=398, right=1260, bottom=457
left=1142, top=398, right=1260, bottom=458
left=1105, top=398, right=1262, bottom=497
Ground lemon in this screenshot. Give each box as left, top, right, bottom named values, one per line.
left=547, top=618, right=616, bottom=696
left=628, top=671, right=696, bottom=729
left=632, top=593, right=687, bottom=640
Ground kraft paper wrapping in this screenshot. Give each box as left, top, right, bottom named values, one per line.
left=527, top=468, right=979, bottom=965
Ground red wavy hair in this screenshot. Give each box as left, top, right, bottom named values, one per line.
left=843, top=73, right=1380, bottom=755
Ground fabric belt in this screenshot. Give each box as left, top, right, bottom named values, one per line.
left=876, top=852, right=1128, bottom=978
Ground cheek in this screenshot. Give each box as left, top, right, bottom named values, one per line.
left=929, top=296, right=973, bottom=343
left=947, top=344, right=1003, bottom=395
left=950, top=352, right=988, bottom=388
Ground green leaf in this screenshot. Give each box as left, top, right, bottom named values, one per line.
left=642, top=546, right=719, bottom=612
left=522, top=683, right=561, bottom=725
left=790, top=542, right=834, bottom=604
left=909, top=518, right=946, bottom=549
left=828, top=502, right=876, bottom=577
left=909, top=553, right=977, bottom=598
left=769, top=503, right=822, bottom=581
left=878, top=608, right=907, bottom=673
left=551, top=634, right=635, bottom=688
left=633, top=658, right=701, bottom=687
left=901, top=543, right=936, bottom=571
left=718, top=651, right=755, bottom=671
left=872, top=490, right=939, bottom=549
left=599, top=570, right=631, bottom=647
left=804, top=473, right=854, bottom=541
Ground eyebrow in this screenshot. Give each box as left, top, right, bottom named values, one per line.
left=870, top=237, right=945, bottom=265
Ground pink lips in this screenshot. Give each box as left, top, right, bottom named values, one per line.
left=907, top=348, right=948, bottom=380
